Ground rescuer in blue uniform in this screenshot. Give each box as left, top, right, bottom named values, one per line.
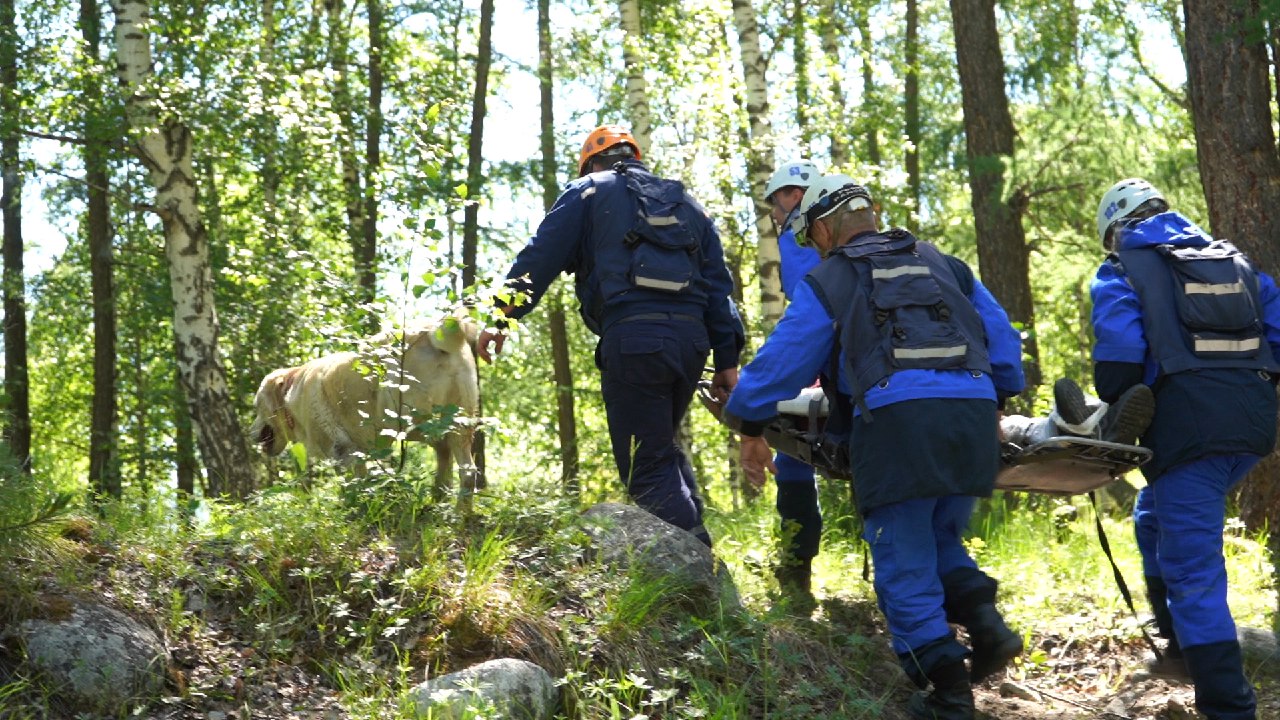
left=1092, top=178, right=1280, bottom=720
left=760, top=159, right=824, bottom=602
left=476, top=125, right=744, bottom=548
left=722, top=175, right=1025, bottom=720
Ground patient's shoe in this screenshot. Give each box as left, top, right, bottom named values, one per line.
left=1101, top=384, right=1155, bottom=446
left=1053, top=378, right=1091, bottom=427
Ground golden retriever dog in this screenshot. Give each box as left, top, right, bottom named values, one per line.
left=249, top=317, right=482, bottom=500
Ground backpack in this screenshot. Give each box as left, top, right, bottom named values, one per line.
left=1155, top=240, right=1264, bottom=360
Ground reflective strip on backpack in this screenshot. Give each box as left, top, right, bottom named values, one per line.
left=1184, top=281, right=1246, bottom=296
left=646, top=215, right=679, bottom=226
left=635, top=276, right=690, bottom=292
left=581, top=186, right=596, bottom=198
left=872, top=265, right=932, bottom=280
left=894, top=345, right=968, bottom=360
left=1194, top=336, right=1261, bottom=354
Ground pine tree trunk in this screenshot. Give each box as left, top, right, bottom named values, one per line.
left=617, top=0, right=651, bottom=155
left=904, top=0, right=921, bottom=217
left=83, top=0, right=119, bottom=497
left=730, top=0, right=783, bottom=327
left=1184, top=0, right=1280, bottom=540
left=818, top=0, right=848, bottom=169
left=852, top=1, right=880, bottom=166
left=0, top=0, right=30, bottom=473
left=463, top=0, right=494, bottom=481
left=326, top=0, right=372, bottom=321
left=791, top=0, right=812, bottom=149
left=949, top=0, right=1041, bottom=392
left=358, top=0, right=382, bottom=333
left=538, top=0, right=579, bottom=497
left=113, top=0, right=257, bottom=499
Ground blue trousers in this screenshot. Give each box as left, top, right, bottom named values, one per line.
left=775, top=452, right=821, bottom=560
left=1133, top=453, right=1258, bottom=649
left=598, top=318, right=711, bottom=545
left=863, top=495, right=983, bottom=678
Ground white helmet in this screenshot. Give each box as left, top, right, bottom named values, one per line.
left=764, top=160, right=822, bottom=201
left=1096, top=178, right=1167, bottom=246
left=790, top=174, right=872, bottom=240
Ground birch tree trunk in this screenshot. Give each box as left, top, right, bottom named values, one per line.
left=616, top=0, right=651, bottom=155
left=0, top=0, right=30, bottom=473
left=950, top=0, right=1041, bottom=392
left=113, top=0, right=257, bottom=498
left=730, top=0, right=783, bottom=327
left=83, top=0, right=119, bottom=497
left=538, top=0, right=579, bottom=498
left=1184, top=0, right=1280, bottom=546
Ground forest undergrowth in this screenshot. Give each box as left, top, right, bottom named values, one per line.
left=0, top=455, right=1276, bottom=719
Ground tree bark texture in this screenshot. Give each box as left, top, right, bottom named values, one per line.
left=730, top=0, right=784, bottom=327
left=818, top=0, right=849, bottom=169
left=462, top=0, right=492, bottom=290
left=616, top=0, right=651, bottom=155
left=357, top=0, right=382, bottom=332
left=538, top=0, right=579, bottom=496
left=113, top=0, right=256, bottom=498
left=905, top=0, right=921, bottom=216
left=949, top=0, right=1041, bottom=391
left=1184, top=0, right=1280, bottom=536
left=853, top=1, right=880, bottom=166
left=326, top=0, right=371, bottom=317
left=83, top=0, right=119, bottom=497
left=1, top=0, right=30, bottom=472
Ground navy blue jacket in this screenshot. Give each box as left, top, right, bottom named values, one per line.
left=1091, top=211, right=1280, bottom=477
left=726, top=234, right=1024, bottom=427
left=505, top=159, right=743, bottom=370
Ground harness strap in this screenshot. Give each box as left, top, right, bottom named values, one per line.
left=1088, top=491, right=1164, bottom=661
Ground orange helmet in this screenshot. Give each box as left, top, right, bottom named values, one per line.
left=578, top=124, right=641, bottom=176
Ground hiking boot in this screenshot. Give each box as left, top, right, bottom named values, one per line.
left=1101, top=384, right=1155, bottom=446
left=1053, top=378, right=1092, bottom=427
left=774, top=557, right=816, bottom=613
left=906, top=659, right=975, bottom=720
left=1145, top=645, right=1191, bottom=682
left=966, top=603, right=1023, bottom=683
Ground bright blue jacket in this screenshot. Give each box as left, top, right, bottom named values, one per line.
left=778, top=219, right=821, bottom=301
left=726, top=242, right=1024, bottom=427
left=505, top=160, right=743, bottom=370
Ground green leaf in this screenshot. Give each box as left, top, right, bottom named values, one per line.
left=289, top=442, right=308, bottom=473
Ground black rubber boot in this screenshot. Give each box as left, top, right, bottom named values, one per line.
left=1183, top=640, right=1257, bottom=720
left=966, top=603, right=1023, bottom=683
left=773, top=556, right=815, bottom=612
left=1053, top=378, right=1091, bottom=426
left=1101, top=384, right=1154, bottom=445
left=906, top=659, right=975, bottom=720
left=1144, top=576, right=1190, bottom=680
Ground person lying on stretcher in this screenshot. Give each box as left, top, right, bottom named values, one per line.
left=1001, top=378, right=1154, bottom=449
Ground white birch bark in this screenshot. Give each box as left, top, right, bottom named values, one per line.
left=113, top=0, right=257, bottom=498
left=616, top=0, right=651, bottom=155
left=731, top=0, right=784, bottom=326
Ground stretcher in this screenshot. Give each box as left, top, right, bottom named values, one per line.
left=699, top=381, right=1151, bottom=494
left=996, top=436, right=1151, bottom=495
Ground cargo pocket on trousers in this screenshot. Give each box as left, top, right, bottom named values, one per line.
left=619, top=336, right=675, bottom=386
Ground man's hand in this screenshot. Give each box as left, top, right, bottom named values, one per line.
left=476, top=327, right=507, bottom=363
left=710, top=367, right=739, bottom=403
left=739, top=435, right=777, bottom=490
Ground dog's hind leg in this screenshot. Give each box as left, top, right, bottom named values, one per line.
left=431, top=438, right=454, bottom=502
left=446, top=429, right=480, bottom=510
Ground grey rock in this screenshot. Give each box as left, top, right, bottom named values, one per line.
left=19, top=600, right=168, bottom=714
left=581, top=503, right=741, bottom=610
left=1239, top=626, right=1279, bottom=677
left=409, top=658, right=556, bottom=720
left=998, top=681, right=1038, bottom=701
